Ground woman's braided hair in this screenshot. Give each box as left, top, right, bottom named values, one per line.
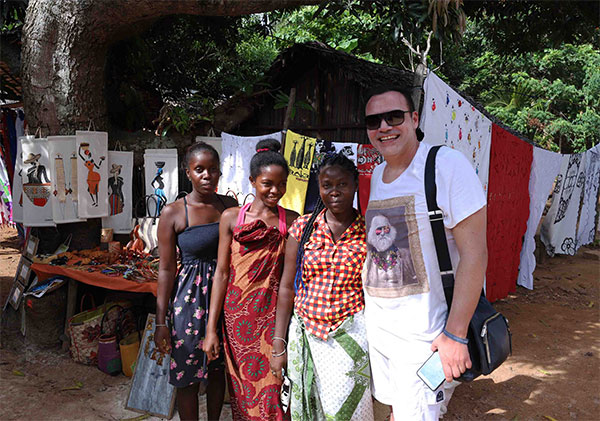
left=293, top=152, right=358, bottom=292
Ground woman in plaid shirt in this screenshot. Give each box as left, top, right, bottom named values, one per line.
left=271, top=153, right=374, bottom=421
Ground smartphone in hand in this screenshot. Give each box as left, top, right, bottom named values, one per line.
left=417, top=351, right=446, bottom=391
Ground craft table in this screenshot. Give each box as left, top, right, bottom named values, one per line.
left=31, top=263, right=158, bottom=296
left=31, top=263, right=157, bottom=350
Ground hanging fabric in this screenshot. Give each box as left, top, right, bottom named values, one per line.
left=21, top=137, right=55, bottom=227
left=76, top=131, right=109, bottom=218
left=486, top=124, right=532, bottom=302
left=420, top=71, right=493, bottom=192
left=280, top=130, right=316, bottom=215
left=48, top=136, right=83, bottom=224
left=517, top=147, right=563, bottom=290
left=218, top=131, right=283, bottom=199
left=304, top=139, right=335, bottom=213
left=11, top=135, right=34, bottom=223
left=0, top=149, right=12, bottom=227
left=102, top=151, right=134, bottom=234
left=576, top=145, right=600, bottom=249
left=143, top=149, right=178, bottom=217
left=357, top=144, right=383, bottom=216
left=541, top=152, right=586, bottom=256
left=1, top=111, right=15, bottom=183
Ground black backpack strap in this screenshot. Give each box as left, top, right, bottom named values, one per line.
left=424, top=145, right=455, bottom=308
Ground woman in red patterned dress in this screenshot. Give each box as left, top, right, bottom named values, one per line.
left=204, top=139, right=298, bottom=420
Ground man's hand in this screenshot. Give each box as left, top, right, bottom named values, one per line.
left=431, top=331, right=471, bottom=382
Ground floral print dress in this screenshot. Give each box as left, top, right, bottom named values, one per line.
left=167, top=197, right=222, bottom=387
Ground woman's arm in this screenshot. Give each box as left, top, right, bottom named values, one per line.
left=154, top=204, right=179, bottom=354
left=269, top=235, right=299, bottom=380
left=203, top=207, right=238, bottom=360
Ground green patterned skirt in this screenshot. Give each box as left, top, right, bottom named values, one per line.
left=287, top=311, right=374, bottom=421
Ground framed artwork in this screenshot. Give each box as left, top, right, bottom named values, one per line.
left=12, top=135, right=35, bottom=224
left=23, top=234, right=39, bottom=260
left=21, top=137, right=55, bottom=227
left=143, top=149, right=178, bottom=217
left=48, top=136, right=84, bottom=224
left=125, top=313, right=176, bottom=419
left=102, top=151, right=133, bottom=234
left=76, top=131, right=109, bottom=218
left=9, top=281, right=25, bottom=310
left=15, top=256, right=33, bottom=286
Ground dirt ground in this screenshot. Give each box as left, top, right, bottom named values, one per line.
left=1, top=226, right=598, bottom=421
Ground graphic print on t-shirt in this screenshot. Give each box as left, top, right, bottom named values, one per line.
left=364, top=196, right=428, bottom=298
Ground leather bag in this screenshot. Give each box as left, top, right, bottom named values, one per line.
left=425, top=145, right=512, bottom=382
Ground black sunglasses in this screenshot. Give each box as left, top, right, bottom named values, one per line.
left=365, top=109, right=411, bottom=130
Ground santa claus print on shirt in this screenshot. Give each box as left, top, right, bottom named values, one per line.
left=363, top=196, right=429, bottom=298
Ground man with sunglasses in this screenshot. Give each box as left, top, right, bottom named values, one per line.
left=362, top=86, right=487, bottom=420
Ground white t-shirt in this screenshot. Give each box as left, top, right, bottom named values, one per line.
left=363, top=142, right=486, bottom=363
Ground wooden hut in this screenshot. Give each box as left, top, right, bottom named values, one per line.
left=215, top=41, right=415, bottom=144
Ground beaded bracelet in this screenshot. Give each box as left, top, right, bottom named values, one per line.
left=443, top=328, right=469, bottom=345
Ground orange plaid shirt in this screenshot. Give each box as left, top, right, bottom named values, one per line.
left=289, top=209, right=367, bottom=340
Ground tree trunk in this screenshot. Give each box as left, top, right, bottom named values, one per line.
left=21, top=0, right=320, bottom=135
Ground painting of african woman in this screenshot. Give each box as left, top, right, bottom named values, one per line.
left=76, top=131, right=109, bottom=218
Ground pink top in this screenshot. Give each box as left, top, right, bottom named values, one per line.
left=236, top=202, right=287, bottom=235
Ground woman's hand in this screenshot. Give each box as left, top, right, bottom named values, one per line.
left=269, top=353, right=287, bottom=381
left=203, top=330, right=220, bottom=361
left=154, top=325, right=171, bottom=354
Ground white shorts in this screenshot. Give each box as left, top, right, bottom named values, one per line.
left=369, top=341, right=447, bottom=421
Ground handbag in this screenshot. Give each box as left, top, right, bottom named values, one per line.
left=425, top=145, right=512, bottom=382
left=97, top=304, right=124, bottom=375
left=131, top=195, right=161, bottom=255
left=67, top=294, right=130, bottom=365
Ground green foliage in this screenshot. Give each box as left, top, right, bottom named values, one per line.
left=0, top=0, right=27, bottom=34
left=456, top=43, right=600, bottom=152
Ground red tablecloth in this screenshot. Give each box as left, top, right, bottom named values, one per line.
left=31, top=263, right=158, bottom=296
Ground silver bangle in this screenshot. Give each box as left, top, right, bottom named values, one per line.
left=273, top=336, right=287, bottom=347
left=271, top=349, right=287, bottom=357
left=155, top=323, right=168, bottom=328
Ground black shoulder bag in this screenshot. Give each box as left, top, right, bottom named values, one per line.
left=425, top=145, right=512, bottom=382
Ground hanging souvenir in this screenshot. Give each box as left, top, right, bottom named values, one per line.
left=421, top=71, right=493, bottom=192
left=576, top=145, right=600, bottom=249
left=102, top=151, right=134, bottom=234
left=485, top=124, right=533, bottom=302
left=517, top=147, right=562, bottom=290
left=280, top=130, right=316, bottom=215
left=76, top=131, right=109, bottom=218
left=357, top=144, right=383, bottom=216
left=541, top=152, right=586, bottom=256
left=21, top=137, right=55, bottom=227
left=143, top=149, right=178, bottom=217
left=218, top=132, right=283, bottom=199
left=11, top=135, right=35, bottom=223
left=0, top=151, right=12, bottom=226
left=48, top=136, right=83, bottom=224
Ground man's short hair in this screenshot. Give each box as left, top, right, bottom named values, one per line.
left=364, top=84, right=425, bottom=141
left=364, top=85, right=416, bottom=112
